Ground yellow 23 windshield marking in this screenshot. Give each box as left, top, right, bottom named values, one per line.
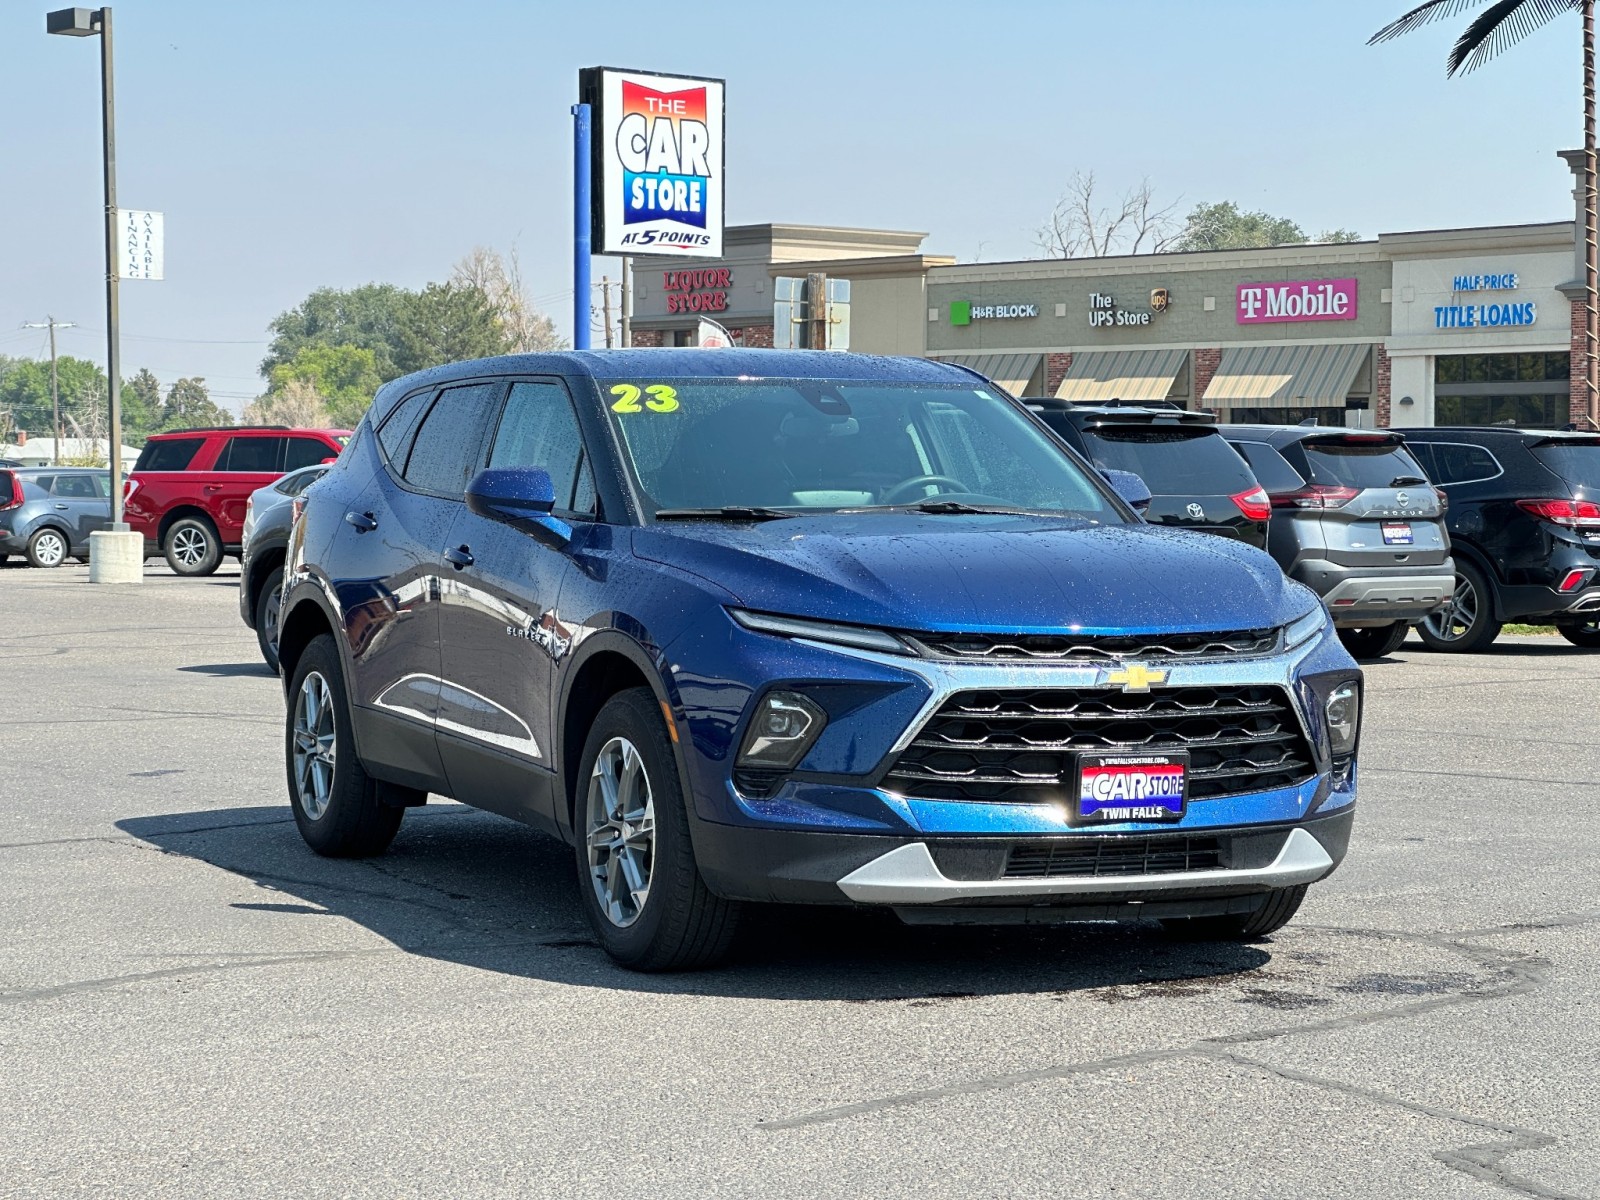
left=610, top=383, right=679, bottom=413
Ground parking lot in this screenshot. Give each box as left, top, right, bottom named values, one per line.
left=1, top=561, right=1596, bottom=1199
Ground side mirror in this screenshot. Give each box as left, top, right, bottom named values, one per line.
left=466, top=466, right=571, bottom=545
left=1101, top=468, right=1152, bottom=515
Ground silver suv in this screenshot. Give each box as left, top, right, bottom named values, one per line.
left=1220, top=426, right=1453, bottom=659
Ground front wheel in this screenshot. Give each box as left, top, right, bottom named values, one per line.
left=285, top=633, right=403, bottom=857
left=255, top=566, right=285, bottom=672
left=164, top=517, right=222, bottom=576
left=1160, top=885, right=1308, bottom=941
left=1336, top=623, right=1409, bottom=660
left=574, top=688, right=742, bottom=971
left=25, top=527, right=69, bottom=568
left=1417, top=563, right=1501, bottom=653
left=1556, top=618, right=1600, bottom=648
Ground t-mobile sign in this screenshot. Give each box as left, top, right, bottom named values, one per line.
left=1237, top=278, right=1358, bottom=325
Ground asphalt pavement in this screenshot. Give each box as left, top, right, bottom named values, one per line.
left=1, top=559, right=1596, bottom=1199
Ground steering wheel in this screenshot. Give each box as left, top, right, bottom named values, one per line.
left=881, top=474, right=970, bottom=505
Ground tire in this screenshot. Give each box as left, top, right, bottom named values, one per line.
left=285, top=633, right=403, bottom=857
left=1417, top=562, right=1502, bottom=653
left=573, top=687, right=742, bottom=971
left=255, top=566, right=285, bottom=673
left=1336, top=623, right=1409, bottom=660
left=25, top=527, right=69, bottom=568
left=1555, top=618, right=1600, bottom=648
left=164, top=516, right=222, bottom=576
left=1160, top=885, right=1308, bottom=941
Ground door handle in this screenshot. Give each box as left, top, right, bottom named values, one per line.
left=203, top=485, right=223, bottom=493
left=54, top=504, right=69, bottom=510
left=344, top=511, right=378, bottom=533
left=444, top=545, right=474, bottom=569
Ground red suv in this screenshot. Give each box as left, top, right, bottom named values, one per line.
left=126, top=426, right=349, bottom=575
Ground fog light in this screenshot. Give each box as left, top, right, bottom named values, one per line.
left=1326, top=682, right=1361, bottom=757
left=737, top=691, right=826, bottom=770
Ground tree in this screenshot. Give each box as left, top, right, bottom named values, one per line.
left=394, top=282, right=510, bottom=376
left=0, top=356, right=108, bottom=439
left=162, top=378, right=231, bottom=431
left=1371, top=0, right=1594, bottom=426
left=121, top=367, right=162, bottom=442
left=1036, top=171, right=1181, bottom=257
left=452, top=246, right=565, bottom=352
left=262, top=283, right=414, bottom=382
left=243, top=379, right=333, bottom=428
left=265, top=343, right=381, bottom=426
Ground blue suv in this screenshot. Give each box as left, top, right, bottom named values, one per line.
left=278, top=351, right=1360, bottom=970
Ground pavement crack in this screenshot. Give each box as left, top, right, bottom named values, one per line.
left=0, top=949, right=395, bottom=1006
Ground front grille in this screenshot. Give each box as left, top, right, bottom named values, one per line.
left=883, top=685, right=1315, bottom=804
left=1004, top=835, right=1224, bottom=878
left=907, top=628, right=1279, bottom=663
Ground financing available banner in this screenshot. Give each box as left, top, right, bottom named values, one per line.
left=580, top=67, right=726, bottom=258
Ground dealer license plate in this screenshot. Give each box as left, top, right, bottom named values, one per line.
left=1075, top=751, right=1188, bottom=824
left=1381, top=521, right=1414, bottom=546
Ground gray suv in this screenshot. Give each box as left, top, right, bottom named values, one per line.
left=1220, top=427, right=1454, bottom=658
left=0, top=467, right=111, bottom=567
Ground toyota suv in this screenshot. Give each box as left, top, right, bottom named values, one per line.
left=1402, top=426, right=1600, bottom=651
left=126, top=425, right=349, bottom=575
left=1220, top=426, right=1454, bottom=660
left=277, top=351, right=1360, bottom=970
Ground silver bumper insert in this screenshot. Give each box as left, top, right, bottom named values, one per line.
left=1321, top=573, right=1454, bottom=610
left=836, top=827, right=1334, bottom=906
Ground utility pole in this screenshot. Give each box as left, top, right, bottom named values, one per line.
left=620, top=256, right=632, bottom=348
left=600, top=275, right=615, bottom=349
left=22, top=317, right=76, bottom=459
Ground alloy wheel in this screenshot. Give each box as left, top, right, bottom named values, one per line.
left=1422, top=574, right=1478, bottom=643
left=585, top=736, right=656, bottom=929
left=292, top=670, right=337, bottom=821
left=32, top=531, right=66, bottom=567
left=171, top=527, right=208, bottom=569
left=263, top=592, right=281, bottom=657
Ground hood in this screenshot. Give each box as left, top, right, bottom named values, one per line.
left=631, top=514, right=1309, bottom=635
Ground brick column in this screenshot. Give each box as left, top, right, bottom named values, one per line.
left=1572, top=299, right=1590, bottom=425
left=630, top=328, right=665, bottom=348
left=1044, top=353, right=1074, bottom=396
left=1192, top=348, right=1222, bottom=411
left=734, top=323, right=774, bottom=348
left=1374, top=345, right=1392, bottom=428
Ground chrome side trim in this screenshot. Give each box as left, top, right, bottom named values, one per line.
left=835, top=827, right=1334, bottom=905
left=373, top=672, right=543, bottom=759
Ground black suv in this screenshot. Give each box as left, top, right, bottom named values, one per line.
left=1025, top=401, right=1270, bottom=548
left=1401, top=426, right=1600, bottom=651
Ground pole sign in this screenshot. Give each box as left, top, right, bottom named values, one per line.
left=116, top=209, right=163, bottom=280
left=579, top=67, right=725, bottom=258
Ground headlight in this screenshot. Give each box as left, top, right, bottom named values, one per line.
left=1285, top=606, right=1329, bottom=650
left=729, top=608, right=913, bottom=655
left=1325, top=681, right=1361, bottom=756
left=736, top=690, right=827, bottom=770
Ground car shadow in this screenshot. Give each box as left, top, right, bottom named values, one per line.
left=177, top=662, right=275, bottom=678
left=116, top=805, right=1274, bottom=1000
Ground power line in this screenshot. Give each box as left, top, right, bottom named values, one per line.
left=58, top=326, right=269, bottom=345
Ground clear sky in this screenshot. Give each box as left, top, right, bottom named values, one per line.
left=0, top=0, right=1584, bottom=412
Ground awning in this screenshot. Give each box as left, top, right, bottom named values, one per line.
left=936, top=353, right=1043, bottom=397
left=1202, top=343, right=1371, bottom=408
left=1055, top=349, right=1187, bottom=403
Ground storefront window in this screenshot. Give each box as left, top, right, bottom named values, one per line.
left=1229, top=406, right=1346, bottom=427
left=1436, top=353, right=1567, bottom=384
left=1435, top=395, right=1565, bottom=427
left=1434, top=353, right=1569, bottom=427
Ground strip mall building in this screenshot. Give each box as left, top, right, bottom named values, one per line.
left=630, top=154, right=1590, bottom=430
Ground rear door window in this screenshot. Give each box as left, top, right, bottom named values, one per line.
left=1530, top=441, right=1600, bottom=490
left=377, top=391, right=432, bottom=466
left=1079, top=427, right=1257, bottom=495
left=218, top=436, right=285, bottom=472
left=402, top=382, right=505, bottom=496
left=134, top=438, right=204, bottom=471
left=1232, top=441, right=1304, bottom=492
left=1424, top=442, right=1502, bottom=485
left=1299, top=439, right=1428, bottom=489
left=51, top=474, right=97, bottom=498
left=282, top=436, right=334, bottom=472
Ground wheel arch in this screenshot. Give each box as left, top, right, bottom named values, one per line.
left=1442, top=542, right=1501, bottom=619
left=245, top=541, right=288, bottom=613
left=158, top=505, right=219, bottom=543
left=277, top=588, right=339, bottom=697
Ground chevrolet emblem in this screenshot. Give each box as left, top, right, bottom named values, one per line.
left=1107, top=663, right=1168, bottom=692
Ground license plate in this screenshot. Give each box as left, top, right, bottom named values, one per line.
left=1075, top=751, right=1188, bottom=824
left=1381, top=522, right=1414, bottom=546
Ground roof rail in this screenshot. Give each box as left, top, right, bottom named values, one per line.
left=164, top=425, right=287, bottom=434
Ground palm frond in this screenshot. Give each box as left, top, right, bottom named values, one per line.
left=1449, top=0, right=1582, bottom=73
left=1370, top=0, right=1492, bottom=45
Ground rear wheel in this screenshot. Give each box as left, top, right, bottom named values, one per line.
left=1160, top=885, right=1308, bottom=941
left=1556, top=618, right=1600, bottom=648
left=255, top=566, right=285, bottom=672
left=1417, top=563, right=1501, bottom=653
left=25, top=527, right=69, bottom=568
left=164, top=517, right=222, bottom=576
left=1336, top=623, right=1409, bottom=660
left=285, top=633, right=403, bottom=857
left=574, top=688, right=742, bottom=971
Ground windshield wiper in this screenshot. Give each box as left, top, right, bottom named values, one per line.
left=1390, top=475, right=1429, bottom=487
left=653, top=506, right=795, bottom=522
left=908, top=500, right=1036, bottom=516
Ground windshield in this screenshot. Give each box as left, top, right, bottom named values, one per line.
left=1531, top=441, right=1600, bottom=490
left=598, top=378, right=1121, bottom=520
left=1079, top=427, right=1257, bottom=496
left=1300, top=439, right=1428, bottom=489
